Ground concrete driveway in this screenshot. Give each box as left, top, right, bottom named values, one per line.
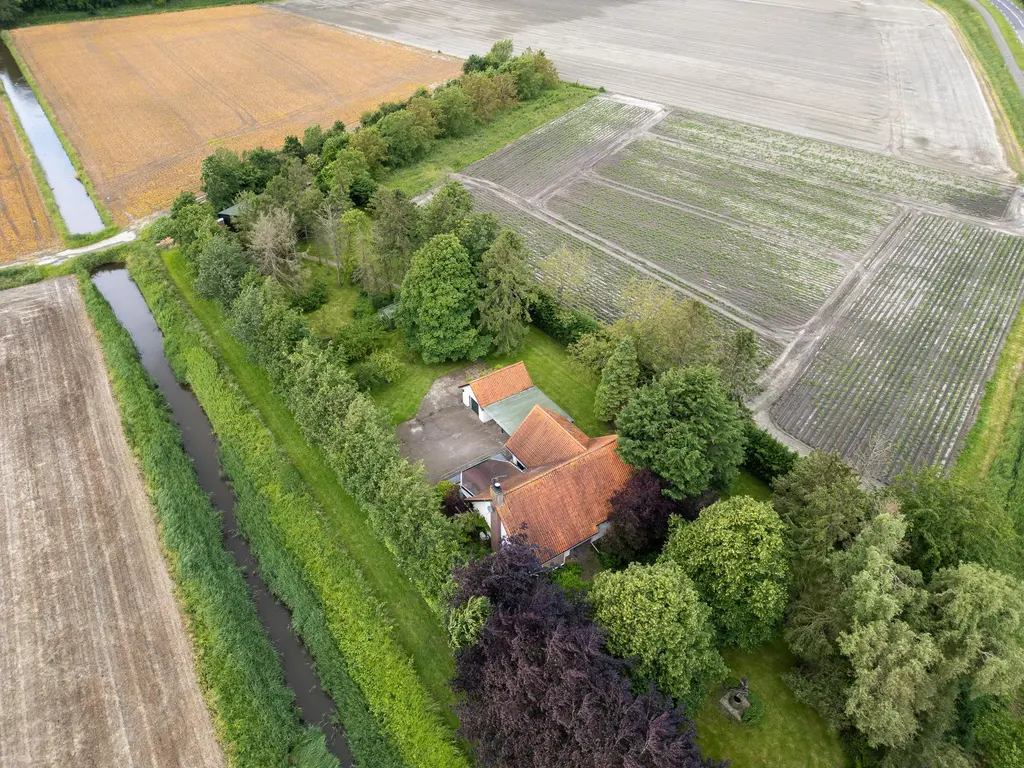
left=397, top=364, right=508, bottom=483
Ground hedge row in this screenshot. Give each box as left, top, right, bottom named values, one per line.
left=229, top=276, right=464, bottom=611
left=742, top=421, right=799, bottom=484
left=77, top=267, right=319, bottom=766
left=128, top=246, right=468, bottom=768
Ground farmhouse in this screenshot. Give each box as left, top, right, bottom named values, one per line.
left=458, top=395, right=632, bottom=566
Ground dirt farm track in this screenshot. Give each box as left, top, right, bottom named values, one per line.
left=10, top=6, right=461, bottom=221
left=0, top=278, right=223, bottom=768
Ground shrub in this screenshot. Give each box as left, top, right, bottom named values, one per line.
left=742, top=691, right=765, bottom=725
left=353, top=350, right=405, bottom=390
left=194, top=232, right=250, bottom=305
left=530, top=288, right=600, bottom=346
left=334, top=316, right=386, bottom=362
left=295, top=276, right=329, bottom=313
left=743, top=421, right=798, bottom=483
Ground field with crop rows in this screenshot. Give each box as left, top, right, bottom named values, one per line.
left=471, top=185, right=640, bottom=320
left=548, top=179, right=846, bottom=329
left=596, top=138, right=899, bottom=255
left=653, top=111, right=1016, bottom=219
left=465, top=96, right=660, bottom=200
left=10, top=6, right=460, bottom=222
left=770, top=216, right=1024, bottom=480
left=0, top=278, right=223, bottom=767
left=0, top=103, right=55, bottom=261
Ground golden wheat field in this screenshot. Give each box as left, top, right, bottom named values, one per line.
left=11, top=6, right=461, bottom=222
left=0, top=101, right=55, bottom=261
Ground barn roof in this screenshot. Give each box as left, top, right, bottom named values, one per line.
left=463, top=362, right=533, bottom=407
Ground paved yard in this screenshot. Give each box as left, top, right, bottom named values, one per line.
left=397, top=364, right=507, bottom=482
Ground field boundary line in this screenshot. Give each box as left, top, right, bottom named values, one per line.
left=527, top=98, right=668, bottom=205
left=458, top=174, right=790, bottom=344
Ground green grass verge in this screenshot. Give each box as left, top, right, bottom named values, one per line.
left=979, top=0, right=1024, bottom=68
left=694, top=637, right=847, bottom=768
left=1, top=30, right=117, bottom=244
left=153, top=248, right=464, bottom=755
left=382, top=82, right=596, bottom=197
left=11, top=0, right=265, bottom=27
left=926, top=0, right=1024, bottom=170
left=79, top=258, right=328, bottom=766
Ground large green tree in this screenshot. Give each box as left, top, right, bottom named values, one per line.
left=194, top=232, right=250, bottom=305
left=890, top=468, right=1021, bottom=580
left=660, top=497, right=788, bottom=649
left=399, top=234, right=488, bottom=363
left=592, top=561, right=727, bottom=704
left=420, top=181, right=474, bottom=241
left=616, top=365, right=746, bottom=498
left=476, top=229, right=534, bottom=355
left=370, top=188, right=420, bottom=289
left=594, top=335, right=640, bottom=423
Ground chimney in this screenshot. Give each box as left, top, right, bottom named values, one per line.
left=492, top=480, right=503, bottom=506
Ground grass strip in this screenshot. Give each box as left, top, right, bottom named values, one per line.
left=926, top=0, right=1024, bottom=172
left=77, top=256, right=319, bottom=766
left=1, top=30, right=117, bottom=244
left=160, top=248, right=458, bottom=719
left=129, top=246, right=467, bottom=768
left=978, top=0, right=1024, bottom=67
left=383, top=82, right=596, bottom=197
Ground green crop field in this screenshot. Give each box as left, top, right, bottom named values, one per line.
left=548, top=179, right=844, bottom=329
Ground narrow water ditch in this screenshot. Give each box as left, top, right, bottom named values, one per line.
left=91, top=267, right=351, bottom=765
left=0, top=40, right=104, bottom=235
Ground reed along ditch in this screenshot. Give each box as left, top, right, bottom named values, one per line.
left=92, top=267, right=352, bottom=765
left=0, top=40, right=104, bottom=235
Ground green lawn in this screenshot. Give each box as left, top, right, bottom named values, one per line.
left=695, top=638, right=847, bottom=768
left=161, top=250, right=459, bottom=725
left=382, top=82, right=596, bottom=197
left=727, top=470, right=772, bottom=501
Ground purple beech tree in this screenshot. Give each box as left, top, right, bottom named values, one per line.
left=451, top=536, right=722, bottom=768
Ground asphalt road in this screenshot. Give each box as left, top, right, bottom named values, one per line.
left=990, top=0, right=1024, bottom=45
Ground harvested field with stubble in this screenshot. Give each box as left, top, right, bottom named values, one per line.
left=10, top=6, right=461, bottom=222
left=0, top=278, right=223, bottom=768
left=0, top=102, right=55, bottom=261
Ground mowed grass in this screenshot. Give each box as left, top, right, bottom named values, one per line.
left=382, top=82, right=596, bottom=197
left=160, top=249, right=458, bottom=724
left=695, top=638, right=847, bottom=768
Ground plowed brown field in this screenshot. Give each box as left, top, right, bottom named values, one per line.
left=0, top=101, right=55, bottom=261
left=10, top=6, right=461, bottom=222
left=0, top=278, right=223, bottom=768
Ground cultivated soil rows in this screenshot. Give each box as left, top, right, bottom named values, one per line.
left=10, top=5, right=461, bottom=222
left=0, top=278, right=223, bottom=768
left=276, top=0, right=1010, bottom=178
left=460, top=96, right=1024, bottom=481
left=0, top=100, right=55, bottom=262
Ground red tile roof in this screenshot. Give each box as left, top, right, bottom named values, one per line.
left=465, top=362, right=533, bottom=408
left=494, top=435, right=632, bottom=560
left=505, top=405, right=590, bottom=468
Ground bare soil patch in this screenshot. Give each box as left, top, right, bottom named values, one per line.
left=0, top=100, right=55, bottom=262
left=278, top=0, right=1009, bottom=177
left=10, top=6, right=461, bottom=222
left=0, top=278, right=223, bottom=768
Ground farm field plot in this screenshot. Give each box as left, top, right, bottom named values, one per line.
left=471, top=184, right=641, bottom=321
left=0, top=103, right=55, bottom=261
left=465, top=96, right=660, bottom=200
left=10, top=6, right=461, bottom=222
left=770, top=216, right=1024, bottom=481
left=0, top=278, right=223, bottom=768
left=548, top=179, right=846, bottom=330
left=596, top=138, right=899, bottom=255
left=653, top=111, right=1016, bottom=220
left=277, top=0, right=1008, bottom=176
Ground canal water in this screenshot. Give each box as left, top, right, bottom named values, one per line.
left=0, top=41, right=104, bottom=235
left=91, top=268, right=351, bottom=765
